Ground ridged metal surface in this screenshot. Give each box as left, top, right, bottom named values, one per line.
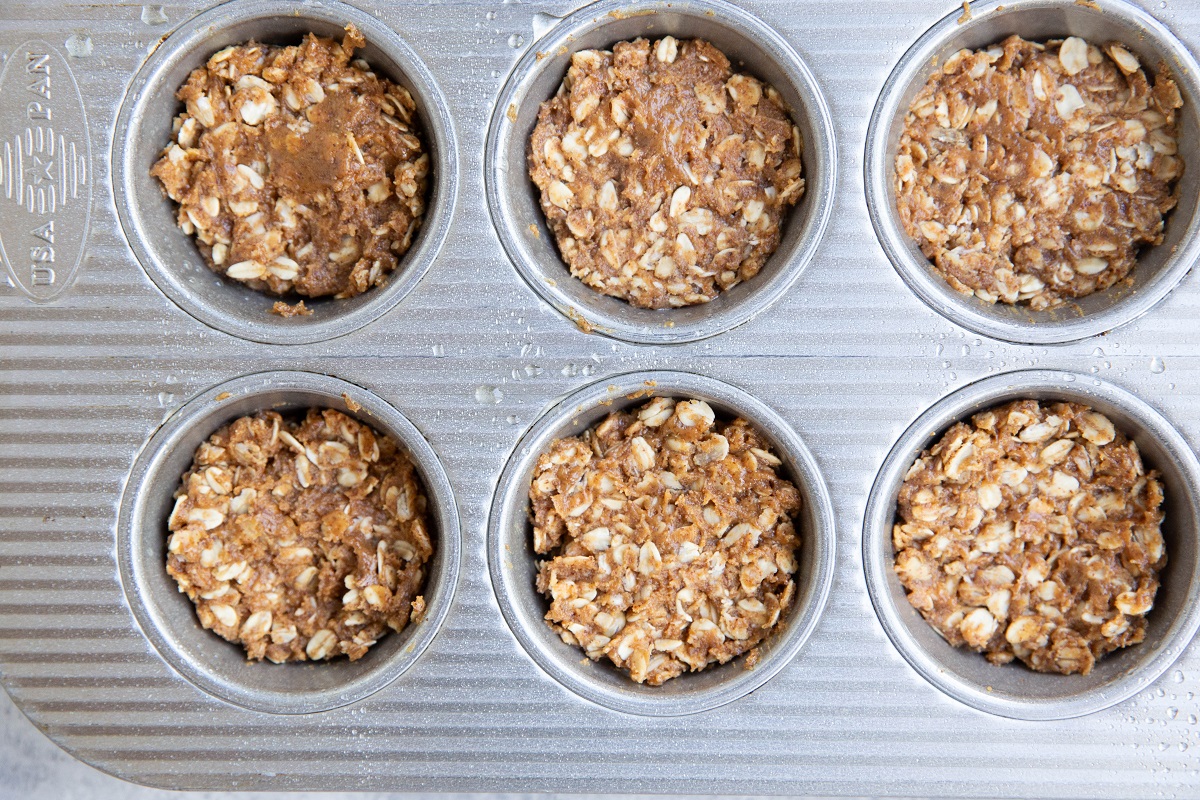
left=1, top=0, right=1199, bottom=794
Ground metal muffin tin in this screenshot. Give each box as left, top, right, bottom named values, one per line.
left=487, top=370, right=836, bottom=716
left=863, top=369, right=1200, bottom=720
left=485, top=0, right=837, bottom=344
left=116, top=370, right=462, bottom=714
left=865, top=0, right=1200, bottom=345
left=3, top=0, right=1200, bottom=794
left=112, top=0, right=459, bottom=345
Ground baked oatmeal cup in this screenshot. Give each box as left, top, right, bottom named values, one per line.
left=529, top=396, right=802, bottom=685
left=895, top=35, right=1184, bottom=310
left=528, top=36, right=805, bottom=309
left=166, top=408, right=432, bottom=663
left=151, top=26, right=429, bottom=307
left=892, top=398, right=1166, bottom=675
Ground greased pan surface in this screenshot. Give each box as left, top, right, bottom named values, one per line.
left=2, top=0, right=1200, bottom=795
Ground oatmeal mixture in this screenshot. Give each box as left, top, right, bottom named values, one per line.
left=167, top=409, right=432, bottom=663
left=151, top=27, right=429, bottom=300
left=893, top=399, right=1166, bottom=675
left=529, top=37, right=805, bottom=309
left=530, top=397, right=802, bottom=685
left=895, top=35, right=1183, bottom=309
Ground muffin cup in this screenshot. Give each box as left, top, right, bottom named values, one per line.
left=484, top=0, right=837, bottom=345
left=863, top=0, right=1200, bottom=345
left=116, top=371, right=461, bottom=714
left=862, top=370, right=1200, bottom=719
left=487, top=371, right=836, bottom=715
left=112, top=0, right=459, bottom=345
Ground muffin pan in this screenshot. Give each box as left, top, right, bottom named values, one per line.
left=487, top=371, right=835, bottom=715
left=3, top=0, right=1200, bottom=795
left=116, top=371, right=461, bottom=714
left=864, top=0, right=1200, bottom=344
left=112, top=0, right=459, bottom=344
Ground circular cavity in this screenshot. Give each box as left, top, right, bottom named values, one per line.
left=117, top=371, right=461, bottom=714
left=112, top=0, right=458, bottom=345
left=864, top=0, right=1200, bottom=345
left=484, top=0, right=837, bottom=345
left=487, top=371, right=836, bottom=715
left=863, top=370, right=1200, bottom=719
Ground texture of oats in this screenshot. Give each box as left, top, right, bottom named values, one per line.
left=896, top=36, right=1183, bottom=309
left=893, top=399, right=1166, bottom=675
left=167, top=409, right=432, bottom=663
left=529, top=37, right=804, bottom=309
left=151, top=27, right=429, bottom=300
left=530, top=397, right=801, bottom=685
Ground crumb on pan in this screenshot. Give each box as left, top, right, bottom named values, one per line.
left=271, top=300, right=312, bottom=317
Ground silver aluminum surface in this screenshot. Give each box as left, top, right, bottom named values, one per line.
left=863, top=369, right=1200, bottom=720
left=487, top=370, right=836, bottom=716
left=116, top=370, right=462, bottom=714
left=485, top=0, right=837, bottom=344
left=865, top=0, right=1200, bottom=345
left=2, top=0, right=1200, bottom=795
left=112, top=0, right=460, bottom=345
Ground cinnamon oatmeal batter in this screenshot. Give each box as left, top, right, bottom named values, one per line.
left=529, top=37, right=805, bottom=309
left=895, top=36, right=1183, bottom=309
left=151, top=27, right=429, bottom=300
left=530, top=397, right=801, bottom=685
left=167, top=409, right=432, bottom=663
left=893, top=399, right=1166, bottom=675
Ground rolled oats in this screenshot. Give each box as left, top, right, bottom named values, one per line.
left=528, top=38, right=805, bottom=309
left=167, top=409, right=432, bottom=663
left=530, top=397, right=801, bottom=685
left=893, top=399, right=1166, bottom=675
left=151, top=26, right=429, bottom=301
left=895, top=36, right=1184, bottom=309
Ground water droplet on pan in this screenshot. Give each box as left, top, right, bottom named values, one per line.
left=1150, top=356, right=1166, bottom=374
left=475, top=386, right=503, bottom=404
left=65, top=34, right=92, bottom=58
left=141, top=5, right=168, bottom=25
left=508, top=33, right=525, bottom=49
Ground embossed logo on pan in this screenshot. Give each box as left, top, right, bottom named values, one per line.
left=0, top=41, right=91, bottom=302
